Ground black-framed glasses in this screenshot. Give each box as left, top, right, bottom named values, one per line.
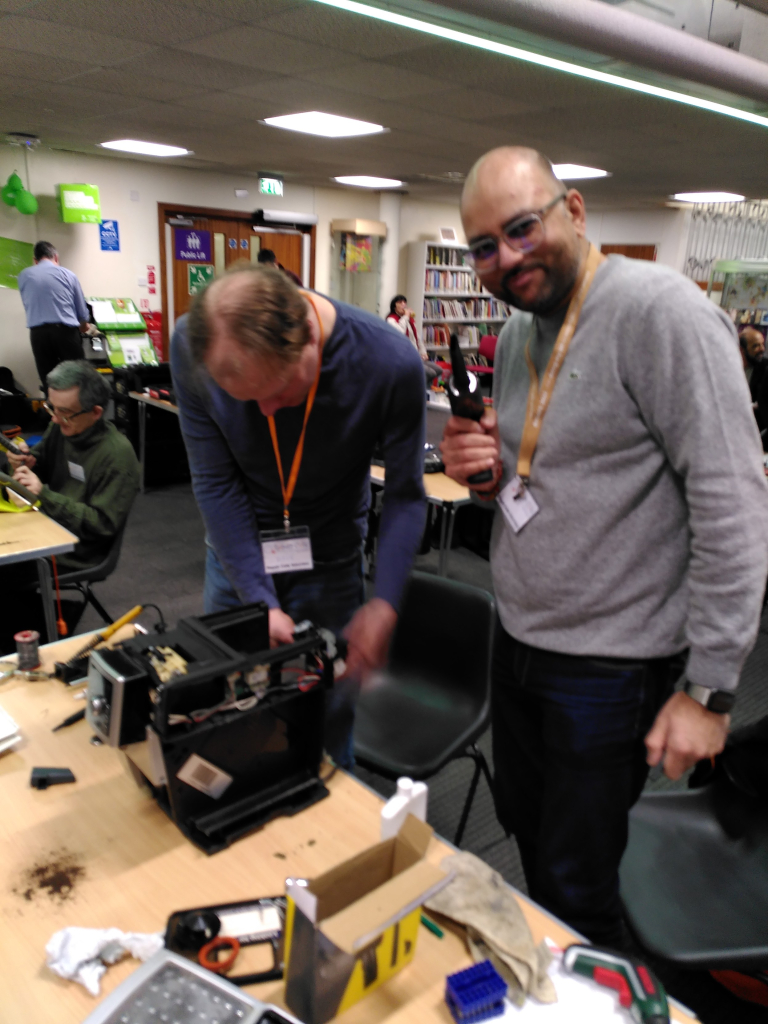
left=43, top=401, right=91, bottom=425
left=466, top=192, right=568, bottom=271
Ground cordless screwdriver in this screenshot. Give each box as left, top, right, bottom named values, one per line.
left=446, top=333, right=493, bottom=484
left=562, top=944, right=669, bottom=1024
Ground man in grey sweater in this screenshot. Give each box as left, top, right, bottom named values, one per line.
left=441, top=147, right=768, bottom=947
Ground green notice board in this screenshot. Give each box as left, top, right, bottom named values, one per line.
left=105, top=332, right=158, bottom=368
left=188, top=263, right=214, bottom=295
left=0, top=235, right=33, bottom=289
left=58, top=183, right=101, bottom=223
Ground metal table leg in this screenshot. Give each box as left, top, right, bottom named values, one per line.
left=138, top=399, right=146, bottom=494
left=437, top=499, right=449, bottom=576
left=442, top=503, right=459, bottom=576
left=35, top=557, right=56, bottom=644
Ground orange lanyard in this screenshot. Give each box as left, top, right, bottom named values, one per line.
left=267, top=292, right=325, bottom=530
left=517, top=243, right=604, bottom=485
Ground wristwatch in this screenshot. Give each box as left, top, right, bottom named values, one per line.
left=684, top=680, right=736, bottom=714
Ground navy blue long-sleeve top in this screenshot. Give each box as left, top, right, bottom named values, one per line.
left=170, top=297, right=427, bottom=611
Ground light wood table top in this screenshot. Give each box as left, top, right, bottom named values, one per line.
left=0, top=631, right=696, bottom=1024
left=370, top=465, right=471, bottom=505
left=0, top=508, right=77, bottom=566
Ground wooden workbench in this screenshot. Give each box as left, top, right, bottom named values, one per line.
left=0, top=632, right=697, bottom=1023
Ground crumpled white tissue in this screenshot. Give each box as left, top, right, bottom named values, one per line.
left=45, top=926, right=164, bottom=996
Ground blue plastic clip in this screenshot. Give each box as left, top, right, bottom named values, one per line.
left=445, top=959, right=508, bottom=1023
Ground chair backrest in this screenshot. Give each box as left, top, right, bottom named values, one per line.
left=57, top=517, right=128, bottom=583
left=388, top=572, right=495, bottom=707
left=478, top=335, right=498, bottom=364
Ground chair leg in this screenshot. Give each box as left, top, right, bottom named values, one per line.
left=453, top=744, right=494, bottom=848
left=84, top=585, right=113, bottom=626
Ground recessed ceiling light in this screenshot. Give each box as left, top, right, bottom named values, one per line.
left=307, top=0, right=768, bottom=131
left=672, top=191, right=745, bottom=202
left=262, top=112, right=385, bottom=138
left=334, top=175, right=404, bottom=188
left=101, top=139, right=191, bottom=157
left=553, top=164, right=610, bottom=180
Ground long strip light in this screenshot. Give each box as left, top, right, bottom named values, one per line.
left=306, top=0, right=768, bottom=130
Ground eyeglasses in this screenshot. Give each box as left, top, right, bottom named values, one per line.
left=43, top=401, right=91, bottom=425
left=466, top=193, right=568, bottom=272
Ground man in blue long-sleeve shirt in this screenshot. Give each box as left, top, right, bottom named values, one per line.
left=171, top=265, right=427, bottom=765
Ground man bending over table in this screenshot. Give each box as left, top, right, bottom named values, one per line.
left=171, top=264, right=427, bottom=768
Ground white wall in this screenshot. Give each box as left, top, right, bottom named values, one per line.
left=0, top=146, right=381, bottom=392
left=586, top=208, right=692, bottom=272
left=0, top=141, right=693, bottom=392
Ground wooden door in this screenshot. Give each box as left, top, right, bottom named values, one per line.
left=171, top=216, right=258, bottom=323
left=600, top=244, right=657, bottom=261
left=253, top=231, right=303, bottom=278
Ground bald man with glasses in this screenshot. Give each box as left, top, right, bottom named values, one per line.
left=441, top=146, right=768, bottom=948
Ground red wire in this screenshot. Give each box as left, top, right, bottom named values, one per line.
left=50, top=556, right=67, bottom=636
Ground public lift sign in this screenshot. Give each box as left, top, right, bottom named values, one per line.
left=175, top=228, right=211, bottom=262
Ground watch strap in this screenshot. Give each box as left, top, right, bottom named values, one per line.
left=684, top=681, right=736, bottom=714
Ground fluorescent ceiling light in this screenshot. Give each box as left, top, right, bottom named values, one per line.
left=100, top=139, right=190, bottom=157
left=553, top=164, right=610, bottom=180
left=673, top=191, right=745, bottom=202
left=306, top=0, right=768, bottom=131
left=262, top=111, right=385, bottom=138
left=334, top=175, right=404, bottom=187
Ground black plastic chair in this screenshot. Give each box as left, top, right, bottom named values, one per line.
left=53, top=520, right=128, bottom=626
left=353, top=571, right=495, bottom=846
left=620, top=786, right=768, bottom=971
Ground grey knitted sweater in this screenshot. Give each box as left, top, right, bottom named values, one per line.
left=489, top=254, right=768, bottom=691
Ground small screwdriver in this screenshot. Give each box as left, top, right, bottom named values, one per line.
left=52, top=708, right=85, bottom=732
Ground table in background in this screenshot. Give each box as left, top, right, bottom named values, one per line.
left=0, top=631, right=697, bottom=1024
left=370, top=465, right=472, bottom=576
left=128, top=391, right=179, bottom=493
left=0, top=509, right=77, bottom=642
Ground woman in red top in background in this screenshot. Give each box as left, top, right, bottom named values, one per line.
left=386, top=295, right=439, bottom=383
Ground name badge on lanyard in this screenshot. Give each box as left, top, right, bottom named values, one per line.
left=261, top=526, right=314, bottom=573
left=260, top=291, right=324, bottom=575
left=68, top=460, right=85, bottom=482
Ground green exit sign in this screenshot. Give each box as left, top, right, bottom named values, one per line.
left=259, top=177, right=283, bottom=196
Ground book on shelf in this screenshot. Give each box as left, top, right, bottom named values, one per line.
left=424, top=268, right=484, bottom=293
left=426, top=246, right=469, bottom=267
left=423, top=297, right=509, bottom=320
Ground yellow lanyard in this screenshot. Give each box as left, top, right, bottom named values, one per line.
left=267, top=292, right=325, bottom=530
left=517, top=243, right=605, bottom=485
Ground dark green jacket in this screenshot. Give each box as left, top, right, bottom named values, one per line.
left=31, top=419, right=139, bottom=571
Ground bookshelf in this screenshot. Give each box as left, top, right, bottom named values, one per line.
left=406, top=240, right=511, bottom=361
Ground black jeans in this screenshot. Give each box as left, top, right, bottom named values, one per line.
left=491, top=618, right=684, bottom=947
left=30, top=323, right=84, bottom=392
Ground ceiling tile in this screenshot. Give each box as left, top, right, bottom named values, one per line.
left=405, top=86, right=539, bottom=121
left=102, top=48, right=272, bottom=91
left=173, top=0, right=306, bottom=22
left=26, top=0, right=239, bottom=44
left=0, top=15, right=152, bottom=61
left=303, top=60, right=446, bottom=101
left=176, top=25, right=354, bottom=75
left=62, top=68, right=197, bottom=103
left=259, top=2, right=429, bottom=58
left=170, top=91, right=273, bottom=121
left=0, top=45, right=95, bottom=81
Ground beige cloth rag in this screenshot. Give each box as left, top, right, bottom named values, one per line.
left=425, top=851, right=557, bottom=1007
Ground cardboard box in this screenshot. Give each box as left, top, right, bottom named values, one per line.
left=283, top=815, right=450, bottom=1024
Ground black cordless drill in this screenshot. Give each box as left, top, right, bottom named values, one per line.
left=446, top=333, right=493, bottom=485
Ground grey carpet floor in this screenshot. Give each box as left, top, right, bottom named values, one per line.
left=77, top=484, right=768, bottom=1024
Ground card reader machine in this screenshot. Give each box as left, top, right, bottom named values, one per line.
left=86, top=604, right=334, bottom=853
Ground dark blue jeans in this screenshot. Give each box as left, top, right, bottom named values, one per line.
left=491, top=619, right=684, bottom=947
left=204, top=544, right=365, bottom=770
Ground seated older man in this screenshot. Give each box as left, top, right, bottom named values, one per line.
left=0, top=360, right=139, bottom=649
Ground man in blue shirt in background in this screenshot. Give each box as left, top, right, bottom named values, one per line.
left=18, top=241, right=90, bottom=393
left=171, top=265, right=427, bottom=766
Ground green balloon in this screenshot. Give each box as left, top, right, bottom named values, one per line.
left=15, top=190, right=38, bottom=215
left=1, top=184, right=17, bottom=206
left=7, top=172, right=23, bottom=191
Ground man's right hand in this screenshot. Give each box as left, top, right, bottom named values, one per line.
left=6, top=439, right=35, bottom=471
left=268, top=607, right=295, bottom=647
left=441, top=408, right=502, bottom=491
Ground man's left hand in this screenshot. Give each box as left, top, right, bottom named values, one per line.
left=645, top=690, right=729, bottom=780
left=343, top=598, right=397, bottom=681
left=13, top=465, right=43, bottom=497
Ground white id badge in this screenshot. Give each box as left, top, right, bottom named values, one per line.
left=261, top=526, right=314, bottom=574
left=498, top=475, right=540, bottom=534
left=68, top=460, right=85, bottom=482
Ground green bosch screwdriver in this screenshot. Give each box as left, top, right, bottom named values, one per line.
left=563, top=944, right=669, bottom=1023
